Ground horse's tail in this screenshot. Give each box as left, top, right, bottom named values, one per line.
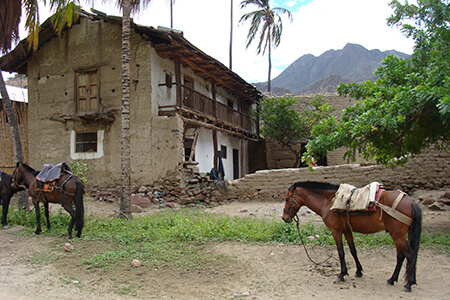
left=406, top=202, right=422, bottom=284
left=74, top=181, right=85, bottom=234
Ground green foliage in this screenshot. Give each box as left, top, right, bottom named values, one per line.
left=70, top=161, right=89, bottom=182
left=306, top=0, right=450, bottom=166
left=257, top=95, right=334, bottom=167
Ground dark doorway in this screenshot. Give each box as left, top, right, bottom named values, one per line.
left=233, top=148, right=239, bottom=180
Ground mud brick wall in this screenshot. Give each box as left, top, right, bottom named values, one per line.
left=229, top=150, right=449, bottom=196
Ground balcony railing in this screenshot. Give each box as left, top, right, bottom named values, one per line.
left=181, top=85, right=254, bottom=133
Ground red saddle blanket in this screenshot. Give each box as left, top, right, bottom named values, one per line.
left=35, top=181, right=55, bottom=192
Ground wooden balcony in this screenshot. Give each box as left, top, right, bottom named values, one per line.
left=159, top=85, right=257, bottom=137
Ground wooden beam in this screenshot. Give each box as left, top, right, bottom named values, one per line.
left=175, top=55, right=182, bottom=107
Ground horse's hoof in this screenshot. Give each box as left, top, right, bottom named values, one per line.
left=35, top=231, right=42, bottom=235
left=2, top=225, right=9, bottom=229
left=355, top=272, right=363, bottom=278
left=387, top=279, right=395, bottom=286
left=334, top=277, right=345, bottom=284
left=402, top=286, right=411, bottom=292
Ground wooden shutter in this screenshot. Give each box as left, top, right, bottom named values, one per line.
left=76, top=70, right=99, bottom=113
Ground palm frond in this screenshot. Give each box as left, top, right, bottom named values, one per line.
left=0, top=0, right=22, bottom=53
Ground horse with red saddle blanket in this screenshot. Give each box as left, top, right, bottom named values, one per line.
left=12, top=162, right=84, bottom=238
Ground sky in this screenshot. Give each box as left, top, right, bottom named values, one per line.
left=3, top=0, right=416, bottom=84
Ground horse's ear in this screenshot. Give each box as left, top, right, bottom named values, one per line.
left=16, top=162, right=20, bottom=168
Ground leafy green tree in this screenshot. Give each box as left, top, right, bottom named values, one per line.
left=257, top=95, right=334, bottom=167
left=305, top=0, right=449, bottom=167
left=239, top=0, right=292, bottom=92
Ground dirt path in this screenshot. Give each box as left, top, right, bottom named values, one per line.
left=0, top=189, right=449, bottom=299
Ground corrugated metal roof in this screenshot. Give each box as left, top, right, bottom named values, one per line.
left=1, top=85, right=28, bottom=103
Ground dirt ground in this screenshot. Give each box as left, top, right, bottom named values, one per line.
left=0, top=188, right=449, bottom=299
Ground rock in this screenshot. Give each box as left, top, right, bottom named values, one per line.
left=428, top=202, right=445, bottom=211
left=109, top=211, right=119, bottom=217
left=232, top=291, right=251, bottom=298
left=440, top=192, right=450, bottom=199
left=421, top=197, right=435, bottom=205
left=195, top=194, right=206, bottom=201
left=130, top=195, right=152, bottom=208
left=130, top=204, right=143, bottom=213
left=131, top=259, right=141, bottom=267
left=138, top=186, right=148, bottom=194
left=63, top=243, right=73, bottom=252
left=131, top=185, right=140, bottom=194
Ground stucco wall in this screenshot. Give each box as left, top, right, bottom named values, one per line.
left=194, top=127, right=248, bottom=180
left=25, top=18, right=185, bottom=187
left=24, top=17, right=255, bottom=188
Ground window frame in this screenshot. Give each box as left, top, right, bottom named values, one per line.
left=70, top=130, right=104, bottom=160
left=75, top=69, right=100, bottom=114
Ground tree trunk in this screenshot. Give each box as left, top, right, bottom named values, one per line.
left=1, top=73, right=27, bottom=209
left=229, top=0, right=233, bottom=70
left=170, top=0, right=173, bottom=28
left=119, top=0, right=132, bottom=220
left=267, top=33, right=271, bottom=93
left=0, top=73, right=23, bottom=163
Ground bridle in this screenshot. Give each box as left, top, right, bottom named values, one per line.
left=284, top=186, right=335, bottom=265
left=284, top=187, right=300, bottom=221
left=11, top=168, right=28, bottom=190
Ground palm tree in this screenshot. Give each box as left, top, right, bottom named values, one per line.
left=120, top=0, right=132, bottom=219
left=170, top=0, right=175, bottom=28
left=1, top=0, right=79, bottom=210
left=119, top=0, right=153, bottom=219
left=239, top=0, right=292, bottom=92
left=0, top=0, right=79, bottom=166
left=230, top=0, right=233, bottom=70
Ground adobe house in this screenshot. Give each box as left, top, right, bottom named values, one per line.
left=0, top=85, right=29, bottom=172
left=0, top=10, right=263, bottom=187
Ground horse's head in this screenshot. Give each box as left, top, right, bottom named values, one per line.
left=282, top=184, right=302, bottom=223
left=11, top=163, right=28, bottom=190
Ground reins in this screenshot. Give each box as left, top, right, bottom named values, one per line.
left=286, top=187, right=335, bottom=266
left=292, top=213, right=335, bottom=266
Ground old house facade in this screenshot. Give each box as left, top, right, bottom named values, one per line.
left=0, top=11, right=262, bottom=187
left=0, top=85, right=28, bottom=172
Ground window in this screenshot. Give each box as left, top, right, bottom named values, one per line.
left=71, top=130, right=104, bottom=159
left=183, top=76, right=194, bottom=105
left=76, top=132, right=97, bottom=153
left=75, top=69, right=99, bottom=113
left=165, top=72, right=173, bottom=88
left=220, top=145, right=227, bottom=159
left=227, top=99, right=234, bottom=109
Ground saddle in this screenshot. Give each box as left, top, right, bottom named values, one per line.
left=331, top=182, right=381, bottom=213
left=35, top=162, right=72, bottom=193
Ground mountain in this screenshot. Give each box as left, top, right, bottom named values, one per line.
left=255, top=43, right=410, bottom=95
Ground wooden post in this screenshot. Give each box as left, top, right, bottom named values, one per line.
left=211, top=78, right=217, bottom=118
left=213, top=129, right=218, bottom=170
left=175, top=55, right=182, bottom=107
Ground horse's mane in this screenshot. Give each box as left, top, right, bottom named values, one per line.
left=20, top=163, right=40, bottom=176
left=290, top=181, right=339, bottom=191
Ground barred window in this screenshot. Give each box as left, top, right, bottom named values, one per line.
left=75, top=132, right=98, bottom=153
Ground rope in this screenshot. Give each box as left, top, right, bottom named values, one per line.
left=293, top=213, right=336, bottom=266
